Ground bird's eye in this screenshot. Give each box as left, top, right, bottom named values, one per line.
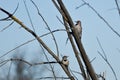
left=64, top=60, right=67, bottom=61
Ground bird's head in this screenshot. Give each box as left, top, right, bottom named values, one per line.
left=62, top=56, right=68, bottom=59
left=75, top=20, right=81, bottom=25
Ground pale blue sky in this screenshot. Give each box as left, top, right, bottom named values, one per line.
left=0, top=0, right=120, bottom=80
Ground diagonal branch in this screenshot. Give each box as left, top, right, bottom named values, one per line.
left=114, top=0, right=120, bottom=16
left=0, top=7, right=73, bottom=80
left=97, top=37, right=118, bottom=80
left=0, top=3, right=19, bottom=21
left=56, top=0, right=98, bottom=80
left=30, top=0, right=59, bottom=57
left=63, top=17, right=87, bottom=79
left=0, top=21, right=14, bottom=32
left=78, top=0, right=120, bottom=38
left=0, top=29, right=65, bottom=58
left=23, top=0, right=35, bottom=32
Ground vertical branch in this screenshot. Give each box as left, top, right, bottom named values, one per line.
left=52, top=1, right=86, bottom=79
left=56, top=0, right=98, bottom=80
left=63, top=18, right=87, bottom=79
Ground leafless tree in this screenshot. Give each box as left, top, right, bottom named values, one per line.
left=0, top=0, right=120, bottom=80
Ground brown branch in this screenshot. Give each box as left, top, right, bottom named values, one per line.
left=56, top=0, right=98, bottom=80
left=0, top=7, right=58, bottom=61
left=63, top=17, right=87, bottom=79
left=0, top=29, right=65, bottom=58
left=0, top=3, right=19, bottom=21
left=0, top=7, right=73, bottom=80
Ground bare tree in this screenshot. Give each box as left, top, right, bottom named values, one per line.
left=0, top=0, right=120, bottom=80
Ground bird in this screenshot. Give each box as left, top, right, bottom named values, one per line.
left=61, top=56, right=69, bottom=70
left=74, top=20, right=82, bottom=39
left=65, top=20, right=82, bottom=44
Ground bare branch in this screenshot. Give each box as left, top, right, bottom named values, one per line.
left=0, top=7, right=73, bottom=79
left=96, top=72, right=106, bottom=80
left=30, top=0, right=60, bottom=57
left=77, top=0, right=120, bottom=37
left=97, top=37, right=118, bottom=80
left=0, top=58, right=59, bottom=67
left=55, top=0, right=98, bottom=79
left=0, top=60, right=9, bottom=67
left=114, top=0, right=120, bottom=16
left=0, top=6, right=59, bottom=64
left=0, top=3, right=19, bottom=21
left=96, top=37, right=107, bottom=59
left=63, top=17, right=87, bottom=79
left=36, top=76, right=70, bottom=80
left=0, top=21, right=14, bottom=32
left=98, top=51, right=118, bottom=80
left=38, top=44, right=57, bottom=80
left=0, top=29, right=65, bottom=59
left=90, top=57, right=96, bottom=63
left=23, top=0, right=35, bottom=32
left=75, top=3, right=86, bottom=9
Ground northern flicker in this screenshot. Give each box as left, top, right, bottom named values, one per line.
left=74, top=20, right=82, bottom=39
left=62, top=56, right=69, bottom=70
left=66, top=20, right=82, bottom=44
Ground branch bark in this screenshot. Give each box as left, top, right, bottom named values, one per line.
left=0, top=7, right=74, bottom=80
left=56, top=0, right=98, bottom=80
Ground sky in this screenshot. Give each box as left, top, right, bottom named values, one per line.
left=0, top=0, right=120, bottom=80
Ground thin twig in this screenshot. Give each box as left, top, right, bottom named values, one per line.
left=0, top=60, right=9, bottom=67
left=0, top=58, right=59, bottom=67
left=23, top=0, right=35, bottom=32
left=98, top=51, right=118, bottom=80
left=0, top=21, right=14, bottom=32
left=0, top=3, right=19, bottom=21
left=0, top=29, right=65, bottom=58
left=38, top=44, right=57, bottom=80
left=96, top=37, right=107, bottom=59
left=0, top=7, right=72, bottom=79
left=56, top=0, right=98, bottom=79
left=30, top=0, right=59, bottom=57
left=52, top=0, right=68, bottom=22
left=36, top=76, right=69, bottom=80
left=78, top=0, right=120, bottom=37
left=114, top=0, right=120, bottom=16
left=97, top=37, right=118, bottom=80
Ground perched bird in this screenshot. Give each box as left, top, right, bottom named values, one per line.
left=62, top=56, right=69, bottom=70
left=74, top=20, right=82, bottom=39
left=66, top=20, right=82, bottom=44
